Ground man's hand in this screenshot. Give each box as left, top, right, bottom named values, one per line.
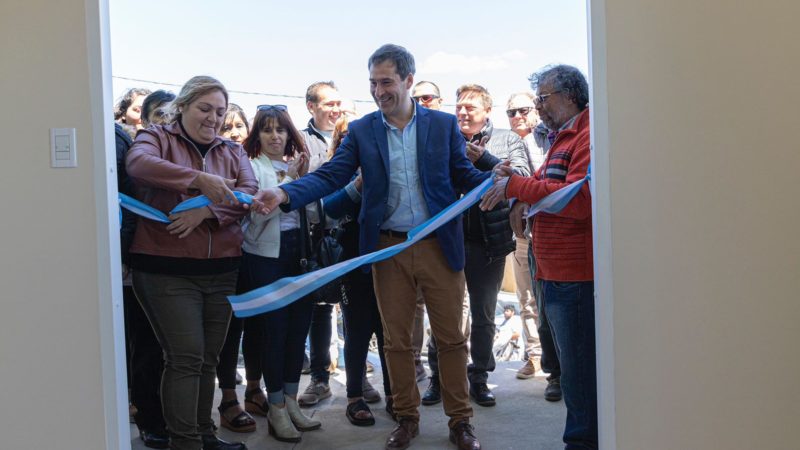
left=167, top=207, right=215, bottom=239
left=354, top=174, right=363, bottom=192
left=509, top=201, right=529, bottom=238
left=190, top=172, right=238, bottom=205
left=480, top=161, right=513, bottom=211
left=250, top=187, right=288, bottom=214
left=466, top=136, right=489, bottom=163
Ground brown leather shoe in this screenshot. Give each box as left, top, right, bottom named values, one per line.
left=449, top=420, right=481, bottom=450
left=385, top=418, right=419, bottom=450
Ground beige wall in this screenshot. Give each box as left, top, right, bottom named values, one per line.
left=591, top=0, right=800, bottom=448
left=0, top=0, right=126, bottom=448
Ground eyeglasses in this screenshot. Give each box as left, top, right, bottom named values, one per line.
left=413, top=95, right=439, bottom=103
left=506, top=107, right=534, bottom=118
left=257, top=104, right=288, bottom=112
left=534, top=91, right=561, bottom=106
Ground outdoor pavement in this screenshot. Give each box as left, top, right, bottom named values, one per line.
left=129, top=360, right=566, bottom=450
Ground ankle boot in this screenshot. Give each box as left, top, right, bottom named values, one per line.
left=285, top=396, right=322, bottom=431
left=267, top=405, right=301, bottom=443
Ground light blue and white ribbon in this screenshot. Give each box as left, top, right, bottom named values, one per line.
left=228, top=177, right=495, bottom=317
left=526, top=164, right=591, bottom=218
left=118, top=191, right=253, bottom=224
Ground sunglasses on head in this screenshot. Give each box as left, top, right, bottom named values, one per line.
left=257, top=104, right=288, bottom=112
left=413, top=95, right=439, bottom=103
left=506, top=107, right=533, bottom=118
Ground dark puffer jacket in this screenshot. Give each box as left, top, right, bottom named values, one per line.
left=463, top=120, right=531, bottom=259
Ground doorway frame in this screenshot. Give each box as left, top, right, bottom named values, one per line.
left=89, top=0, right=617, bottom=448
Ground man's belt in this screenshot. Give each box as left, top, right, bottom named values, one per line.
left=379, top=229, right=436, bottom=240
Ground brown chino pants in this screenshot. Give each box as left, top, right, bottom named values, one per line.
left=372, top=235, right=473, bottom=427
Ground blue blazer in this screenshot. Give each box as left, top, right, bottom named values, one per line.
left=282, top=103, right=490, bottom=271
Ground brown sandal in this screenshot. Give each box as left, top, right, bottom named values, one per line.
left=218, top=399, right=256, bottom=433
left=346, top=399, right=375, bottom=427
left=244, top=388, right=269, bottom=417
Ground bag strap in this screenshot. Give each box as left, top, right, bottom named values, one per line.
left=298, top=206, right=310, bottom=267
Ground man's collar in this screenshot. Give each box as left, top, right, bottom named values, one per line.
left=558, top=113, right=580, bottom=132
left=464, top=119, right=493, bottom=142
left=380, top=99, right=417, bottom=130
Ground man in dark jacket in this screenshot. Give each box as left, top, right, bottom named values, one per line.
left=422, top=84, right=531, bottom=408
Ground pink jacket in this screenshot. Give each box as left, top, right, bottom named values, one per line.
left=126, top=122, right=257, bottom=259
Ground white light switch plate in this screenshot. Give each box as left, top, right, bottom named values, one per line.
left=51, top=128, right=77, bottom=168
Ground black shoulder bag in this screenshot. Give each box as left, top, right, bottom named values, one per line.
left=298, top=200, right=348, bottom=304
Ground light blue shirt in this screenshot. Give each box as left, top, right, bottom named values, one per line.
left=380, top=108, right=430, bottom=232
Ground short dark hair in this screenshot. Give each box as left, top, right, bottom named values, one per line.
left=242, top=107, right=305, bottom=160
left=368, top=44, right=415, bottom=79
left=504, top=304, right=517, bottom=313
left=529, top=64, right=589, bottom=111
left=140, top=90, right=175, bottom=127
left=305, top=81, right=337, bottom=104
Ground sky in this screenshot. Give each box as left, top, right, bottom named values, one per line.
left=110, top=0, right=588, bottom=128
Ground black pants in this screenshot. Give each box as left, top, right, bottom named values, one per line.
left=341, top=270, right=391, bottom=398
left=428, top=240, right=506, bottom=384
left=123, top=285, right=166, bottom=431
left=308, top=303, right=333, bottom=383
left=216, top=315, right=265, bottom=389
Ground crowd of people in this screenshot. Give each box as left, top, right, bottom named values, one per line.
left=117, top=43, right=595, bottom=450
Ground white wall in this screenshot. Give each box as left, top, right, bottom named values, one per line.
left=591, top=1, right=800, bottom=448
left=0, top=0, right=126, bottom=448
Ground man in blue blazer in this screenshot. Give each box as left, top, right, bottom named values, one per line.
left=254, top=44, right=488, bottom=450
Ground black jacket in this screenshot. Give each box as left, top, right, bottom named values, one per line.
left=463, top=120, right=530, bottom=259
left=115, top=123, right=137, bottom=265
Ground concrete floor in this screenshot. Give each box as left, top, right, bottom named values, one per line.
left=130, top=360, right=565, bottom=450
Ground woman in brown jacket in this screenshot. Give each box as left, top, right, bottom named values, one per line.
left=126, top=76, right=257, bottom=450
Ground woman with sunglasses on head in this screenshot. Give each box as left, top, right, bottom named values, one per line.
left=238, top=104, right=321, bottom=443
left=214, top=102, right=260, bottom=434
left=322, top=116, right=394, bottom=427
left=126, top=76, right=257, bottom=450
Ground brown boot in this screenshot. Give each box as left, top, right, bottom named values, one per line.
left=516, top=357, right=540, bottom=379
left=449, top=420, right=481, bottom=450
left=385, top=418, right=419, bottom=450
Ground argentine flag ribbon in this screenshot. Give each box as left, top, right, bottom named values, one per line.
left=228, top=165, right=589, bottom=318
left=526, top=163, right=591, bottom=218
left=118, top=191, right=254, bottom=224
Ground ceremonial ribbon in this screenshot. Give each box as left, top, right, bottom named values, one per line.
left=118, top=166, right=590, bottom=319
left=525, top=163, right=591, bottom=218
left=118, top=191, right=254, bottom=224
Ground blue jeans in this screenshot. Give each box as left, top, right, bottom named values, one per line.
left=542, top=280, right=598, bottom=449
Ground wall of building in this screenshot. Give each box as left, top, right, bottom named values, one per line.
left=0, top=0, right=126, bottom=448
left=591, top=1, right=800, bottom=448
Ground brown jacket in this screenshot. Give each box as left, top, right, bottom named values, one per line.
left=126, top=122, right=258, bottom=259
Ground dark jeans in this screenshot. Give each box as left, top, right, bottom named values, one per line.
left=133, top=270, right=237, bottom=450
left=238, top=231, right=313, bottom=402
left=341, top=269, right=391, bottom=398
left=528, top=244, right=562, bottom=380
left=308, top=302, right=333, bottom=383
left=542, top=280, right=598, bottom=449
left=123, top=285, right=166, bottom=431
left=429, top=240, right=506, bottom=385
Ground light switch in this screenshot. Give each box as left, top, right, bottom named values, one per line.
left=51, top=128, right=77, bottom=168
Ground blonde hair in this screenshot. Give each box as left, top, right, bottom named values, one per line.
left=169, top=76, right=228, bottom=123
left=456, top=84, right=493, bottom=109
left=327, top=115, right=350, bottom=159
